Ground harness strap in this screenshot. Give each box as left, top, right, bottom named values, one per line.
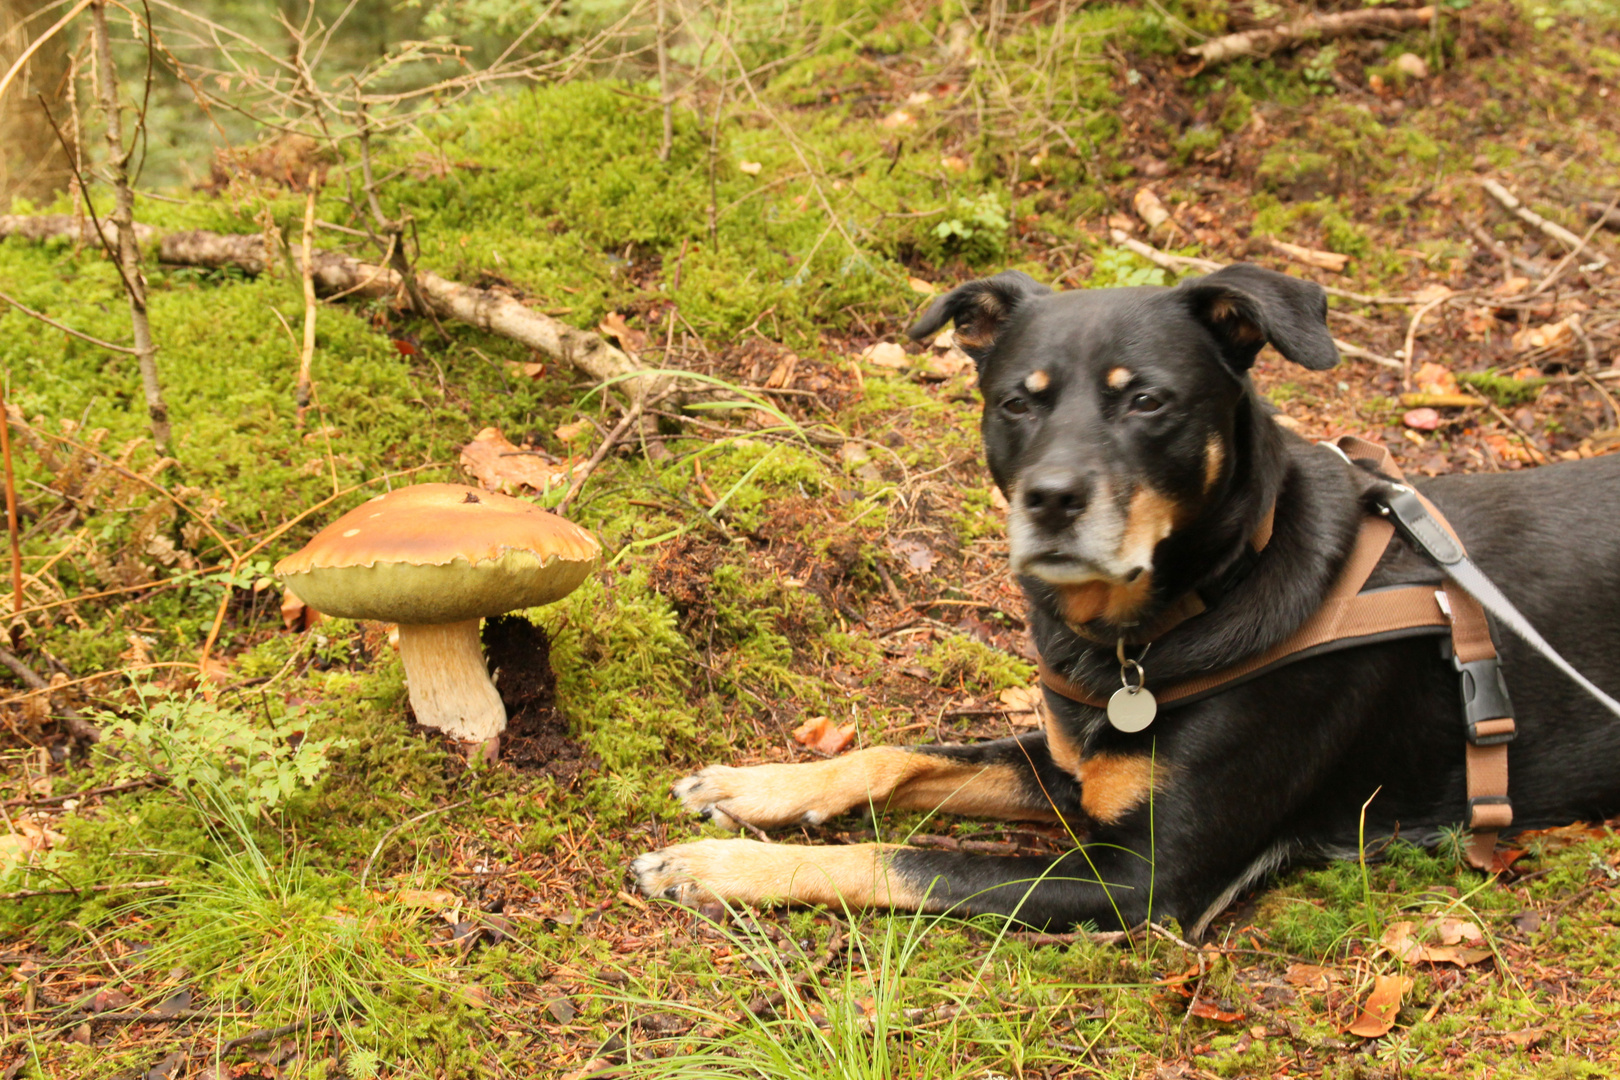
left=1038, top=433, right=1514, bottom=872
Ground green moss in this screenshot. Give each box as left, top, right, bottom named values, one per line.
left=918, top=633, right=1033, bottom=694
left=1458, top=370, right=1548, bottom=406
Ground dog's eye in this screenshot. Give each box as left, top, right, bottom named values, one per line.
left=1129, top=392, right=1165, bottom=415
left=1001, top=396, right=1031, bottom=417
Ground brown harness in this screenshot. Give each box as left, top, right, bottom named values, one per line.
left=1038, top=435, right=1514, bottom=871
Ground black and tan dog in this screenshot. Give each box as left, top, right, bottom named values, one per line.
left=632, top=264, right=1620, bottom=935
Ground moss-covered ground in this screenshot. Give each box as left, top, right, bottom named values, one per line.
left=3, top=0, right=1620, bottom=1076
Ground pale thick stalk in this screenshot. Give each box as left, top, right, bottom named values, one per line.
left=91, top=0, right=169, bottom=453
left=395, top=620, right=506, bottom=749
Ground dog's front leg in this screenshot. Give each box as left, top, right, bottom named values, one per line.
left=631, top=838, right=1152, bottom=929
left=671, top=732, right=1077, bottom=830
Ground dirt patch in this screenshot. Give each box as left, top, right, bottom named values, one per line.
left=482, top=615, right=597, bottom=784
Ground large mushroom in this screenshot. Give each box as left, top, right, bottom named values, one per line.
left=275, top=483, right=599, bottom=763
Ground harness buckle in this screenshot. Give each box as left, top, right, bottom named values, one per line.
left=1467, top=795, right=1513, bottom=829
left=1454, top=656, right=1515, bottom=745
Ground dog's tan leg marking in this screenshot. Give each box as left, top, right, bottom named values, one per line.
left=673, top=747, right=1055, bottom=829
left=632, top=840, right=931, bottom=910
left=1204, top=433, right=1225, bottom=493
left=1046, top=716, right=1160, bottom=825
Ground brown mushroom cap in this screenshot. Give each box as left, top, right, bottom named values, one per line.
left=274, top=483, right=599, bottom=624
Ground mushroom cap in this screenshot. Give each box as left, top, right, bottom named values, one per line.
left=274, top=483, right=600, bottom=624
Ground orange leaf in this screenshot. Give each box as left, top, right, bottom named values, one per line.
left=1284, top=963, right=1339, bottom=990
left=1188, top=1000, right=1244, bottom=1023
left=459, top=426, right=570, bottom=495
left=1347, top=974, right=1411, bottom=1038
left=1413, top=361, right=1459, bottom=396
left=791, top=716, right=857, bottom=756
left=598, top=312, right=646, bottom=355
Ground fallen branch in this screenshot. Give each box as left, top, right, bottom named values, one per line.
left=1583, top=201, right=1620, bottom=231
left=1270, top=237, right=1349, bottom=273
left=1481, top=179, right=1610, bottom=270
left=0, top=215, right=662, bottom=399
left=0, top=879, right=169, bottom=902
left=1189, top=6, right=1434, bottom=64
left=0, top=645, right=100, bottom=742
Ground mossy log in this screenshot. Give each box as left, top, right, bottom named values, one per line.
left=0, top=214, right=662, bottom=397
left=1189, top=6, right=1435, bottom=64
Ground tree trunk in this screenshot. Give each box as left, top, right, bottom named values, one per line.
left=90, top=0, right=170, bottom=453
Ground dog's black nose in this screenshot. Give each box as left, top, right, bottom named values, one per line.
left=1023, top=473, right=1092, bottom=533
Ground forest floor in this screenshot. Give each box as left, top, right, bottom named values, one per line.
left=3, top=0, right=1620, bottom=1077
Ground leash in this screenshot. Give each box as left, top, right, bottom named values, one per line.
left=1040, top=434, right=1620, bottom=870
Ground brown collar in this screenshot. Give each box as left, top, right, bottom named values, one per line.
left=1057, top=500, right=1277, bottom=648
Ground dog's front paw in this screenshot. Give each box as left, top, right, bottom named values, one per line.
left=670, top=758, right=880, bottom=830
left=630, top=843, right=715, bottom=905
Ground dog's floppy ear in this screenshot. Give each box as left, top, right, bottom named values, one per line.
left=1179, top=263, right=1338, bottom=372
left=907, top=270, right=1051, bottom=368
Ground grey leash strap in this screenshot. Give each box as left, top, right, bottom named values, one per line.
left=1381, top=486, right=1620, bottom=721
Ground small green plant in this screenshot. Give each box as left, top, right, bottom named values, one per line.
left=1088, top=246, right=1168, bottom=289
left=1302, top=45, right=1341, bottom=91
left=932, top=193, right=1011, bottom=264
left=99, top=687, right=350, bottom=818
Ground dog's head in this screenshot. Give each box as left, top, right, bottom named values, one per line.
left=908, top=263, right=1337, bottom=629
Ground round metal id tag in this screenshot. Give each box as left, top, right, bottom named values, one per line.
left=1107, top=685, right=1158, bottom=732
left=1107, top=640, right=1157, bottom=732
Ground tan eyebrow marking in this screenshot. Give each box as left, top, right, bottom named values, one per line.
left=1024, top=369, right=1051, bottom=393
left=1106, top=366, right=1132, bottom=390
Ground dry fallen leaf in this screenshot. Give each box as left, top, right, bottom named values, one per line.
left=889, top=537, right=937, bottom=573
left=1284, top=963, right=1339, bottom=990
left=1347, top=974, right=1412, bottom=1038
left=598, top=311, right=647, bottom=356
left=792, top=715, right=857, bottom=756
left=879, top=108, right=916, bottom=129
left=395, top=888, right=461, bottom=910
left=459, top=426, right=569, bottom=495
left=860, top=342, right=909, bottom=369
left=1413, top=361, right=1459, bottom=396
left=505, top=360, right=546, bottom=379
left=908, top=276, right=938, bottom=295
left=738, top=160, right=762, bottom=175
left=1512, top=315, right=1578, bottom=353
left=280, top=587, right=323, bottom=631
left=941, top=155, right=969, bottom=173
left=1380, top=920, right=1491, bottom=967
left=998, top=685, right=1042, bottom=713
left=1188, top=1000, right=1244, bottom=1023
left=1503, top=1027, right=1545, bottom=1047
left=554, top=420, right=593, bottom=444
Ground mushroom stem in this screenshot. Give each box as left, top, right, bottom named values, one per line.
left=396, top=619, right=507, bottom=751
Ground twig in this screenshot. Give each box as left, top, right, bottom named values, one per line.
left=1401, top=293, right=1454, bottom=391
left=0, top=644, right=99, bottom=741
left=1529, top=189, right=1620, bottom=298
left=0, top=289, right=138, bottom=354
left=294, top=170, right=318, bottom=425
left=91, top=0, right=171, bottom=453
left=1108, top=228, right=1222, bottom=273
left=1189, top=6, right=1435, bottom=64
left=0, top=879, right=168, bottom=902
left=0, top=380, right=20, bottom=617
left=0, top=0, right=94, bottom=105
left=554, top=401, right=644, bottom=518
left=1333, top=339, right=1402, bottom=371
left=1485, top=400, right=1548, bottom=465
left=221, top=999, right=355, bottom=1051
left=1481, top=178, right=1610, bottom=270
left=3, top=776, right=163, bottom=808
left=359, top=798, right=472, bottom=890
left=685, top=925, right=848, bottom=1043
left=655, top=0, right=673, bottom=163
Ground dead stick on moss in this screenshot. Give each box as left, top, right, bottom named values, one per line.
left=1481, top=178, right=1610, bottom=270
left=294, top=172, right=319, bottom=426
left=1401, top=293, right=1454, bottom=391
left=0, top=289, right=139, bottom=354
left=1188, top=5, right=1435, bottom=64
left=655, top=0, right=673, bottom=163
left=0, top=215, right=660, bottom=398
left=0, top=879, right=169, bottom=902
left=0, top=645, right=99, bottom=741
left=360, top=798, right=472, bottom=891
left=91, top=0, right=171, bottom=454
left=554, top=400, right=645, bottom=518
